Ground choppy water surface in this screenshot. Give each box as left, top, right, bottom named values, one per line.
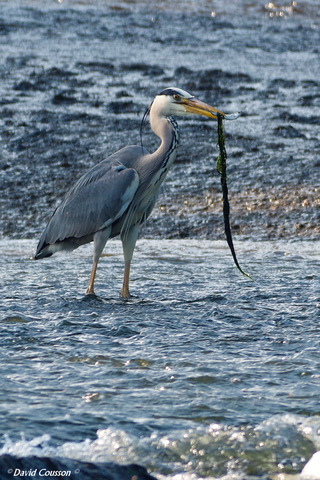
left=1, top=238, right=320, bottom=479
left=1, top=0, right=320, bottom=239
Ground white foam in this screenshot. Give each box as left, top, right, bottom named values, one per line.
left=0, top=433, right=53, bottom=457
left=1, top=427, right=320, bottom=480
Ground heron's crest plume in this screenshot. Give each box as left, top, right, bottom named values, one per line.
left=140, top=101, right=153, bottom=149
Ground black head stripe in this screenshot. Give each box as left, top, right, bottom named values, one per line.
left=157, top=87, right=194, bottom=99
left=158, top=88, right=181, bottom=96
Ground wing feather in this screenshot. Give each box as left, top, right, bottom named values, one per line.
left=35, top=153, right=140, bottom=257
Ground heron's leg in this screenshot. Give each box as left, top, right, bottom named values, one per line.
left=120, top=224, right=140, bottom=299
left=86, top=227, right=111, bottom=295
left=86, top=261, right=98, bottom=295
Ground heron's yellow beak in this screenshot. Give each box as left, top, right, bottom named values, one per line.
left=183, top=97, right=240, bottom=120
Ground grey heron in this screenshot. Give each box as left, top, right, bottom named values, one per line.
left=35, top=87, right=237, bottom=298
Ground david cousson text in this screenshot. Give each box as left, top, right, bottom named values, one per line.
left=11, top=469, right=71, bottom=477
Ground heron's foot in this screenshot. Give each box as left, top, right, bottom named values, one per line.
left=120, top=287, right=133, bottom=300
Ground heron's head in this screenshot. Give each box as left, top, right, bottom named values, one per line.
left=151, top=87, right=240, bottom=120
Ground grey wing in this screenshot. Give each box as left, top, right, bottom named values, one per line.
left=35, top=156, right=139, bottom=258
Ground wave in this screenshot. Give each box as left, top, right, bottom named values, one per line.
left=1, top=414, right=320, bottom=479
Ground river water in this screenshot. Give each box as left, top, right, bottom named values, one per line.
left=1, top=238, right=320, bottom=479
left=1, top=0, right=320, bottom=479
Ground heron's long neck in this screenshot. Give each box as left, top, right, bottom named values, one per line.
left=121, top=115, right=180, bottom=234
left=150, top=116, right=180, bottom=179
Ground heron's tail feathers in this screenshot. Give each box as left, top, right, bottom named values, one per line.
left=34, top=242, right=53, bottom=260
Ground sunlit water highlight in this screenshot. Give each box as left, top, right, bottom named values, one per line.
left=1, top=238, right=320, bottom=479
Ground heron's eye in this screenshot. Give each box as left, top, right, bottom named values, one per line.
left=173, top=94, right=181, bottom=102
